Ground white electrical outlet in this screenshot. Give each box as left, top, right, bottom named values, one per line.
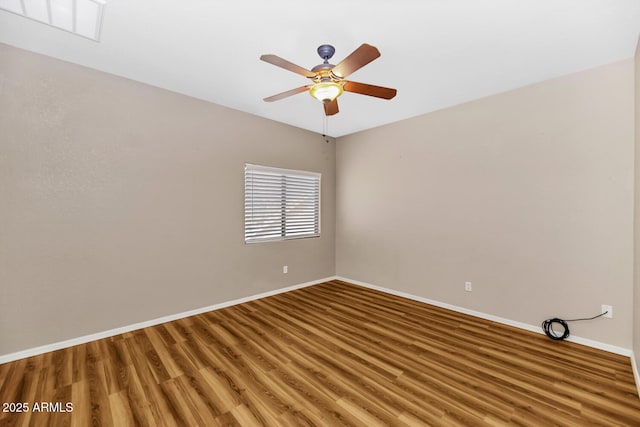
left=465, top=281, right=472, bottom=292
left=283, top=265, right=288, bottom=274
left=602, top=304, right=612, bottom=318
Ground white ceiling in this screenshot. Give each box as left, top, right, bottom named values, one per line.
left=1, top=0, right=639, bottom=137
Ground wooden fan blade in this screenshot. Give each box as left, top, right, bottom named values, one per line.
left=260, top=54, right=316, bottom=78
left=331, top=44, right=381, bottom=78
left=343, top=81, right=397, bottom=100
left=324, top=99, right=339, bottom=116
left=263, top=86, right=311, bottom=102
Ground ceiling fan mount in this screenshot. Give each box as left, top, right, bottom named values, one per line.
left=311, top=45, right=337, bottom=74
left=260, top=43, right=397, bottom=116
left=317, top=44, right=336, bottom=62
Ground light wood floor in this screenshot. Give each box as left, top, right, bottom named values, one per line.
left=1, top=280, right=639, bottom=426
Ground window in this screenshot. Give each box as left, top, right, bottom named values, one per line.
left=244, top=164, right=321, bottom=243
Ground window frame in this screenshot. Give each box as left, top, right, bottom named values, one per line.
left=244, top=163, right=321, bottom=244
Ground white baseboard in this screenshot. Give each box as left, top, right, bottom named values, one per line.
left=0, top=277, right=332, bottom=365
left=3, top=275, right=635, bottom=370
left=335, top=276, right=633, bottom=357
left=632, top=351, right=640, bottom=398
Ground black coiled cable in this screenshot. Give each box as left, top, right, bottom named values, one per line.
left=542, top=311, right=608, bottom=341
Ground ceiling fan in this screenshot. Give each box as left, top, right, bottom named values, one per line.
left=260, top=44, right=397, bottom=116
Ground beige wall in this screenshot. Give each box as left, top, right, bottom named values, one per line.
left=337, top=60, right=635, bottom=348
left=0, top=43, right=336, bottom=355
left=634, top=39, right=640, bottom=370
left=2, top=41, right=637, bottom=357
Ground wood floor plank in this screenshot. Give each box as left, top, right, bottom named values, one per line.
left=108, top=390, right=137, bottom=427
left=1, top=280, right=639, bottom=426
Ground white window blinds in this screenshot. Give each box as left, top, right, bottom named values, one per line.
left=244, top=164, right=321, bottom=243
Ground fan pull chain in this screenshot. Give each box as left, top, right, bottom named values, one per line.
left=322, top=114, right=329, bottom=142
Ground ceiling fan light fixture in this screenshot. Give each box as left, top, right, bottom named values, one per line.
left=309, top=81, right=343, bottom=104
